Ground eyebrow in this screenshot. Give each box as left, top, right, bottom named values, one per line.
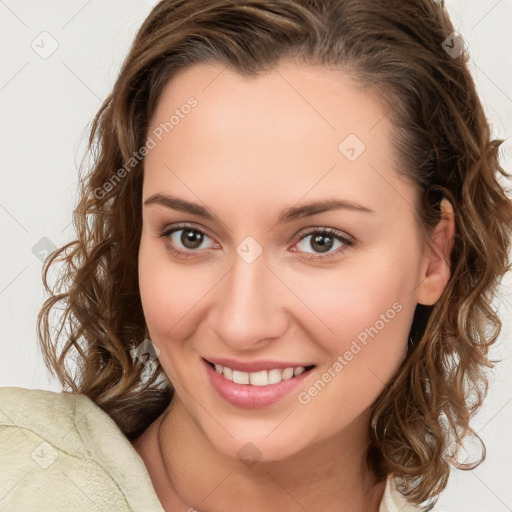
left=143, top=193, right=375, bottom=224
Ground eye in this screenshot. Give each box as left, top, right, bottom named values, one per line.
left=159, top=224, right=354, bottom=260
left=292, top=227, right=354, bottom=259
left=159, top=223, right=219, bottom=257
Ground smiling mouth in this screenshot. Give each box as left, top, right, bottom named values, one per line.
left=204, top=360, right=316, bottom=387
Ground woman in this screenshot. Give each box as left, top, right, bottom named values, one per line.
left=1, top=0, right=511, bottom=511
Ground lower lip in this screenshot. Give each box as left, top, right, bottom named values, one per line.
left=203, top=359, right=314, bottom=409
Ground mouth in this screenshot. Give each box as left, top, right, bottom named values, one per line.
left=204, top=359, right=316, bottom=386
left=202, top=357, right=316, bottom=408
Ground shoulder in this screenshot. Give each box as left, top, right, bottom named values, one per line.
left=0, top=386, right=95, bottom=438
left=380, top=475, right=448, bottom=512
left=0, top=387, right=164, bottom=512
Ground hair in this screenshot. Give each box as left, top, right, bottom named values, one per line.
left=37, top=0, right=512, bottom=507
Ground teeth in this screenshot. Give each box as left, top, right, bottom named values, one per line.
left=293, top=366, right=305, bottom=376
left=249, top=370, right=268, bottom=386
left=281, top=367, right=294, bottom=380
left=232, top=370, right=249, bottom=385
left=211, top=363, right=308, bottom=386
left=267, top=369, right=282, bottom=384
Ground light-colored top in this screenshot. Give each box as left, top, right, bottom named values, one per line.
left=0, top=386, right=428, bottom=511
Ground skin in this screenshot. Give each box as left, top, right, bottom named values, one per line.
left=132, top=61, right=455, bottom=512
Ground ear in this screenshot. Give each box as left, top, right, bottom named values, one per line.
left=417, top=198, right=456, bottom=306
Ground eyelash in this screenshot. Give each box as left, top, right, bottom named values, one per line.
left=158, top=222, right=355, bottom=260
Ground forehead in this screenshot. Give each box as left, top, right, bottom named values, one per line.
left=143, top=62, right=415, bottom=223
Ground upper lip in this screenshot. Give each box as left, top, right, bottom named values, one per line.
left=203, top=357, right=315, bottom=373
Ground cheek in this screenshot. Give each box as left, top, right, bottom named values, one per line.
left=289, top=250, right=419, bottom=420
left=287, top=250, right=418, bottom=348
left=138, top=236, right=201, bottom=342
left=291, top=310, right=408, bottom=430
left=138, top=233, right=229, bottom=356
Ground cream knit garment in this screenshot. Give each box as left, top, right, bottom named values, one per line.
left=0, top=387, right=427, bottom=512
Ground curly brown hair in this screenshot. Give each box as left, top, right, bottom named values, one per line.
left=37, top=0, right=512, bottom=507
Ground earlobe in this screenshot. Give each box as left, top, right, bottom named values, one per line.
left=417, top=198, right=456, bottom=306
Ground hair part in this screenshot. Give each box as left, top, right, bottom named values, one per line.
left=38, top=0, right=512, bottom=507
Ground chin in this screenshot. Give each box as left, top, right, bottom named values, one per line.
left=196, top=412, right=321, bottom=466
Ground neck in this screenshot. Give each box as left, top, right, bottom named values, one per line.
left=133, top=396, right=386, bottom=512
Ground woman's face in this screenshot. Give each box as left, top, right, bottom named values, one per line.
left=138, top=62, right=442, bottom=461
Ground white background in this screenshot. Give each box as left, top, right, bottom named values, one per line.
left=0, top=1, right=511, bottom=510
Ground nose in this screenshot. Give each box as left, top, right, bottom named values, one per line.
left=208, top=249, right=290, bottom=352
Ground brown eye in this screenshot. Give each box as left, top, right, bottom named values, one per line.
left=310, top=233, right=335, bottom=253
left=294, top=228, right=354, bottom=259
left=181, top=229, right=204, bottom=249
left=159, top=223, right=218, bottom=257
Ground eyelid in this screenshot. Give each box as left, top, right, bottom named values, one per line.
left=159, top=222, right=216, bottom=242
left=294, top=225, right=354, bottom=244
